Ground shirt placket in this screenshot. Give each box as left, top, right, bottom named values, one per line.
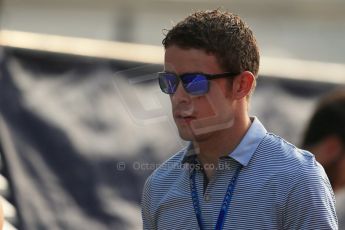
left=202, top=158, right=239, bottom=229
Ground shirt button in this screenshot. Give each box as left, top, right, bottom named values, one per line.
left=204, top=194, right=211, bottom=202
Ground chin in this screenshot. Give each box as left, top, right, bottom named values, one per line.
left=178, top=128, right=212, bottom=142
left=178, top=129, right=194, bottom=141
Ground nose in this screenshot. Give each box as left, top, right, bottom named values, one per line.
left=170, top=83, right=191, bottom=105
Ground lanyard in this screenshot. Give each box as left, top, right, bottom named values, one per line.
left=189, top=164, right=242, bottom=230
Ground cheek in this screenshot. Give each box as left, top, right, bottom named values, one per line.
left=192, top=97, right=216, bottom=117
left=192, top=84, right=233, bottom=119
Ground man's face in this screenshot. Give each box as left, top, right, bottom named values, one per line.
left=164, top=45, right=236, bottom=141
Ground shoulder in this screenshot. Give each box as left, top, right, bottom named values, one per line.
left=259, top=132, right=317, bottom=167
left=255, top=133, right=330, bottom=188
left=259, top=134, right=337, bottom=228
left=261, top=133, right=334, bottom=198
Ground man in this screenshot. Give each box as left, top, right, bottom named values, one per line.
left=0, top=201, right=3, bottom=230
left=302, top=88, right=345, bottom=229
left=142, top=10, right=338, bottom=229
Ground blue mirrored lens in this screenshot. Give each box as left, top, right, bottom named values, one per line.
left=158, top=73, right=179, bottom=94
left=182, top=74, right=208, bottom=95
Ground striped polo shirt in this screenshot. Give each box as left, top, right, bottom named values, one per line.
left=141, top=117, right=338, bottom=229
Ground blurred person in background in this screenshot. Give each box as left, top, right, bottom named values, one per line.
left=141, top=9, right=337, bottom=229
left=0, top=201, right=3, bottom=230
left=302, top=88, right=345, bottom=229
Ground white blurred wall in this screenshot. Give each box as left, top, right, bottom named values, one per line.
left=1, top=0, right=345, bottom=63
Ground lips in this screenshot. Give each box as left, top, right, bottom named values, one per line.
left=174, top=114, right=196, bottom=124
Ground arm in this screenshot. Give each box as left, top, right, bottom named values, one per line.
left=283, top=160, right=338, bottom=229
left=141, top=175, right=156, bottom=230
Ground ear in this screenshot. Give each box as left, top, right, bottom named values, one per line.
left=231, top=71, right=255, bottom=100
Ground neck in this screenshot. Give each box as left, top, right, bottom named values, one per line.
left=193, top=115, right=251, bottom=169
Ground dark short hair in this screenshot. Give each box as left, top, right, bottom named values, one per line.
left=162, top=9, right=260, bottom=78
left=302, top=88, right=345, bottom=148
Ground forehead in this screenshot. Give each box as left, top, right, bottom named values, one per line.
left=164, top=45, right=223, bottom=74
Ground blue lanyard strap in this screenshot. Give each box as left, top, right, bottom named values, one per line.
left=189, top=163, right=242, bottom=230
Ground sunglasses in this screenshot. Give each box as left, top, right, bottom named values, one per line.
left=158, top=72, right=239, bottom=95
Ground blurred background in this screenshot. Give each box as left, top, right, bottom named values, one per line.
left=0, top=0, right=344, bottom=229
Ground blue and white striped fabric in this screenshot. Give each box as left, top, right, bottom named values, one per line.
left=141, top=117, right=338, bottom=229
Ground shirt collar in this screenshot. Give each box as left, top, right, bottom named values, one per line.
left=181, top=117, right=267, bottom=167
